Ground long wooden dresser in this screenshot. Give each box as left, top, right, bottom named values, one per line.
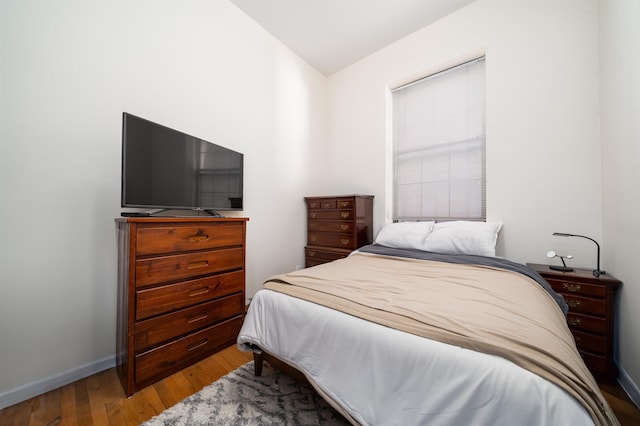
left=304, top=195, right=373, bottom=267
left=115, top=217, right=248, bottom=396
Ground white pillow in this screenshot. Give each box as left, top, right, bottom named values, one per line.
left=375, top=221, right=435, bottom=250
left=423, top=221, right=503, bottom=257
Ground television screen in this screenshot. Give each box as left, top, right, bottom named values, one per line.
left=121, top=113, right=243, bottom=212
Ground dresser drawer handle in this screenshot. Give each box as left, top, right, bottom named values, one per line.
left=187, top=313, right=209, bottom=324
left=574, top=336, right=582, bottom=343
left=567, top=317, right=581, bottom=326
left=187, top=260, right=209, bottom=269
left=309, top=223, right=317, bottom=230
left=187, top=338, right=208, bottom=352
left=188, top=234, right=210, bottom=243
left=340, top=224, right=349, bottom=231
left=323, top=202, right=332, bottom=208
left=340, top=239, right=350, bottom=245
left=188, top=286, right=210, bottom=297
left=562, top=283, right=581, bottom=292
left=341, top=212, right=349, bottom=219
left=310, top=202, right=319, bottom=208
left=340, top=202, right=349, bottom=207
left=308, top=251, right=316, bottom=257
left=310, top=212, right=317, bottom=219
left=567, top=300, right=581, bottom=308
left=310, top=236, right=317, bottom=242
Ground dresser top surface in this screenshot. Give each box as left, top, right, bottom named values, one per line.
left=527, top=263, right=621, bottom=286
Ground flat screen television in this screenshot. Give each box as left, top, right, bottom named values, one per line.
left=121, top=113, right=243, bottom=214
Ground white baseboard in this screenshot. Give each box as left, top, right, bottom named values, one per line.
left=0, top=355, right=116, bottom=411
left=618, top=364, right=640, bottom=409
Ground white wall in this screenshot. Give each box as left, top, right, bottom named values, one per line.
left=0, top=0, right=326, bottom=402
left=600, top=0, right=640, bottom=400
left=327, top=0, right=602, bottom=268
left=325, top=0, right=639, bottom=399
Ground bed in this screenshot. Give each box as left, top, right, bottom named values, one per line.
left=238, top=221, right=618, bottom=425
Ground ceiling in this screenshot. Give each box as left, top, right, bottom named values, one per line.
left=230, top=0, right=476, bottom=76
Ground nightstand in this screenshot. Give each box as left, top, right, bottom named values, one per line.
left=527, top=263, right=622, bottom=381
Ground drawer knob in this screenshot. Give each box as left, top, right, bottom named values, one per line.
left=567, top=317, right=582, bottom=326
left=310, top=202, right=318, bottom=208
left=567, top=299, right=582, bottom=308
left=574, top=336, right=582, bottom=343
left=309, top=223, right=317, bottom=229
left=341, top=212, right=349, bottom=219
left=323, top=203, right=332, bottom=208
left=187, top=260, right=209, bottom=269
left=310, top=212, right=317, bottom=219
left=308, top=251, right=316, bottom=257
left=562, top=283, right=581, bottom=292
left=310, top=236, right=317, bottom=242
left=188, top=234, right=210, bottom=243
left=341, top=239, right=350, bottom=245
left=340, top=202, right=349, bottom=207
left=340, top=224, right=349, bottom=231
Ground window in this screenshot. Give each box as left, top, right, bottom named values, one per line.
left=392, top=57, right=486, bottom=221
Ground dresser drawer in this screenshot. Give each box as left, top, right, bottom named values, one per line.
left=308, top=210, right=353, bottom=220
left=308, top=221, right=353, bottom=233
left=566, top=312, right=607, bottom=334
left=136, top=271, right=244, bottom=320
left=135, top=247, right=244, bottom=287
left=135, top=316, right=242, bottom=386
left=308, top=233, right=355, bottom=249
left=572, top=330, right=607, bottom=355
left=136, top=223, right=244, bottom=256
left=135, top=293, right=243, bottom=352
left=546, top=278, right=606, bottom=298
left=562, top=294, right=606, bottom=316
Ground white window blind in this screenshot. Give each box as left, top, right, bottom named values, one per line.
left=392, top=57, right=486, bottom=221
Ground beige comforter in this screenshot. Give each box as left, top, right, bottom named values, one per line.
left=265, top=252, right=618, bottom=426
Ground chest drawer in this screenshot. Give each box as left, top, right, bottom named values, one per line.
left=308, top=221, right=353, bottom=233
left=135, top=316, right=242, bottom=386
left=546, top=278, right=606, bottom=298
left=308, top=210, right=353, bottom=220
left=135, top=293, right=243, bottom=352
left=572, top=330, right=607, bottom=355
left=136, top=270, right=244, bottom=320
left=308, top=233, right=355, bottom=249
left=135, top=247, right=244, bottom=287
left=136, top=223, right=244, bottom=256
left=566, top=312, right=607, bottom=334
left=562, top=294, right=606, bottom=316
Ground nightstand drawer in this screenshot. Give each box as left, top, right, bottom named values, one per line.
left=136, top=271, right=244, bottom=320
left=563, top=294, right=606, bottom=316
left=572, top=330, right=607, bottom=355
left=566, top=312, right=607, bottom=334
left=308, top=233, right=354, bottom=248
left=579, top=351, right=608, bottom=375
left=308, top=221, right=353, bottom=233
left=546, top=278, right=606, bottom=298
left=135, top=293, right=243, bottom=352
left=305, top=247, right=349, bottom=262
left=135, top=247, right=244, bottom=287
left=136, top=223, right=244, bottom=256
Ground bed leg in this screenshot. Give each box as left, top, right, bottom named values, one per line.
left=253, top=352, right=263, bottom=376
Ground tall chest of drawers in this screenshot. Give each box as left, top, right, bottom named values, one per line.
left=116, top=217, right=248, bottom=396
left=304, top=195, right=374, bottom=267
left=527, top=263, right=622, bottom=381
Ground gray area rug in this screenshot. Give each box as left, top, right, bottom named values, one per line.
left=143, top=361, right=350, bottom=425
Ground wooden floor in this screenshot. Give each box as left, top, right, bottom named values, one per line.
left=1, top=345, right=639, bottom=425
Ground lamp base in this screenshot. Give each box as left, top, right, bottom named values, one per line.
left=550, top=265, right=574, bottom=272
